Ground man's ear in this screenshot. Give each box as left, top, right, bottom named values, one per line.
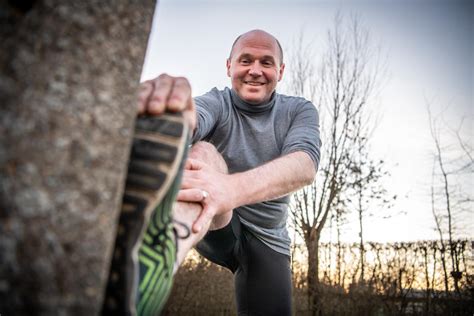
left=226, top=58, right=231, bottom=77
left=278, top=63, right=285, bottom=81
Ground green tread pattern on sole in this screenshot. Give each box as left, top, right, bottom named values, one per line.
left=136, top=139, right=188, bottom=316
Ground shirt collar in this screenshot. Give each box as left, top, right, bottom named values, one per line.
left=230, top=88, right=276, bottom=114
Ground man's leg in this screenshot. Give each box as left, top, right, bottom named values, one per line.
left=173, top=141, right=233, bottom=265
left=172, top=142, right=293, bottom=315
left=235, top=229, right=292, bottom=316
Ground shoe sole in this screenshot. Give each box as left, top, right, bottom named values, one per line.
left=102, top=113, right=189, bottom=315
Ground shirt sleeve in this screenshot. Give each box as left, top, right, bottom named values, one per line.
left=192, top=88, right=223, bottom=143
left=281, top=101, right=321, bottom=170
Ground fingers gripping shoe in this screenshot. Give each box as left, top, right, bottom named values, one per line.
left=102, top=113, right=189, bottom=316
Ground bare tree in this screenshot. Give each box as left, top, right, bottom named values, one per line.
left=353, top=151, right=392, bottom=284
left=427, top=104, right=473, bottom=295
left=288, top=13, right=387, bottom=314
left=430, top=161, right=450, bottom=294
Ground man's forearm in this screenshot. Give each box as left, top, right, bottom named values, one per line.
left=229, top=151, right=316, bottom=208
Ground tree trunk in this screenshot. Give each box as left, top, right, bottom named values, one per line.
left=422, top=246, right=431, bottom=316
left=439, top=245, right=450, bottom=294
left=0, top=1, right=156, bottom=315
left=336, top=210, right=343, bottom=287
left=307, top=234, right=321, bottom=316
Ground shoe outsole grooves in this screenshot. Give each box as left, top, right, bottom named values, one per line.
left=102, top=113, right=189, bottom=316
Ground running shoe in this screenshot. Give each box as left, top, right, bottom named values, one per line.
left=102, top=113, right=189, bottom=316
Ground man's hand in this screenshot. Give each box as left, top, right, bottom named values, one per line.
left=177, top=158, right=236, bottom=233
left=137, top=73, right=197, bottom=130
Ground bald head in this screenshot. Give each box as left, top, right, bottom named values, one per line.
left=229, top=29, right=284, bottom=65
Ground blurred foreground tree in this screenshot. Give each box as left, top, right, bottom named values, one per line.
left=0, top=1, right=155, bottom=314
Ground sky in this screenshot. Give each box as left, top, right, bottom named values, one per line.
left=141, top=0, right=473, bottom=243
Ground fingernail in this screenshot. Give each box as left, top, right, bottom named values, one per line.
left=149, top=102, right=163, bottom=114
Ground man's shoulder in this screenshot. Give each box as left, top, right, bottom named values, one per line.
left=275, top=92, right=315, bottom=110
left=197, top=87, right=230, bottom=99
left=194, top=87, right=232, bottom=106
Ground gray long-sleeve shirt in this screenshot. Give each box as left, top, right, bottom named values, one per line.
left=192, top=87, right=321, bottom=256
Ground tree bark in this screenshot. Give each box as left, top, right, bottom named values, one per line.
left=0, top=1, right=156, bottom=314
left=307, top=233, right=321, bottom=316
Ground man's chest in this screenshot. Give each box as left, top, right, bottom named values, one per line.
left=209, top=111, right=291, bottom=173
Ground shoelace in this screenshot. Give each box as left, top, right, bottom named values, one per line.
left=172, top=219, right=191, bottom=240
left=171, top=219, right=191, bottom=274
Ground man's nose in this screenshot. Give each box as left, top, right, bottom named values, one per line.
left=248, top=62, right=263, bottom=76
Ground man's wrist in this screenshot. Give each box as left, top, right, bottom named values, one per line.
left=226, top=173, right=245, bottom=210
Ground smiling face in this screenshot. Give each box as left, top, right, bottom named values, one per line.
left=226, top=30, right=285, bottom=105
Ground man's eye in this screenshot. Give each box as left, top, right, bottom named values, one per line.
left=262, top=60, right=274, bottom=66
left=241, top=59, right=250, bottom=64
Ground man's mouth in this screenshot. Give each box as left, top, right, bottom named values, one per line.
left=244, top=81, right=265, bottom=86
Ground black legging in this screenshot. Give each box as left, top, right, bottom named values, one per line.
left=196, top=215, right=292, bottom=316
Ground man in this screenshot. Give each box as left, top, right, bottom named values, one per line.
left=106, top=29, right=321, bottom=315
